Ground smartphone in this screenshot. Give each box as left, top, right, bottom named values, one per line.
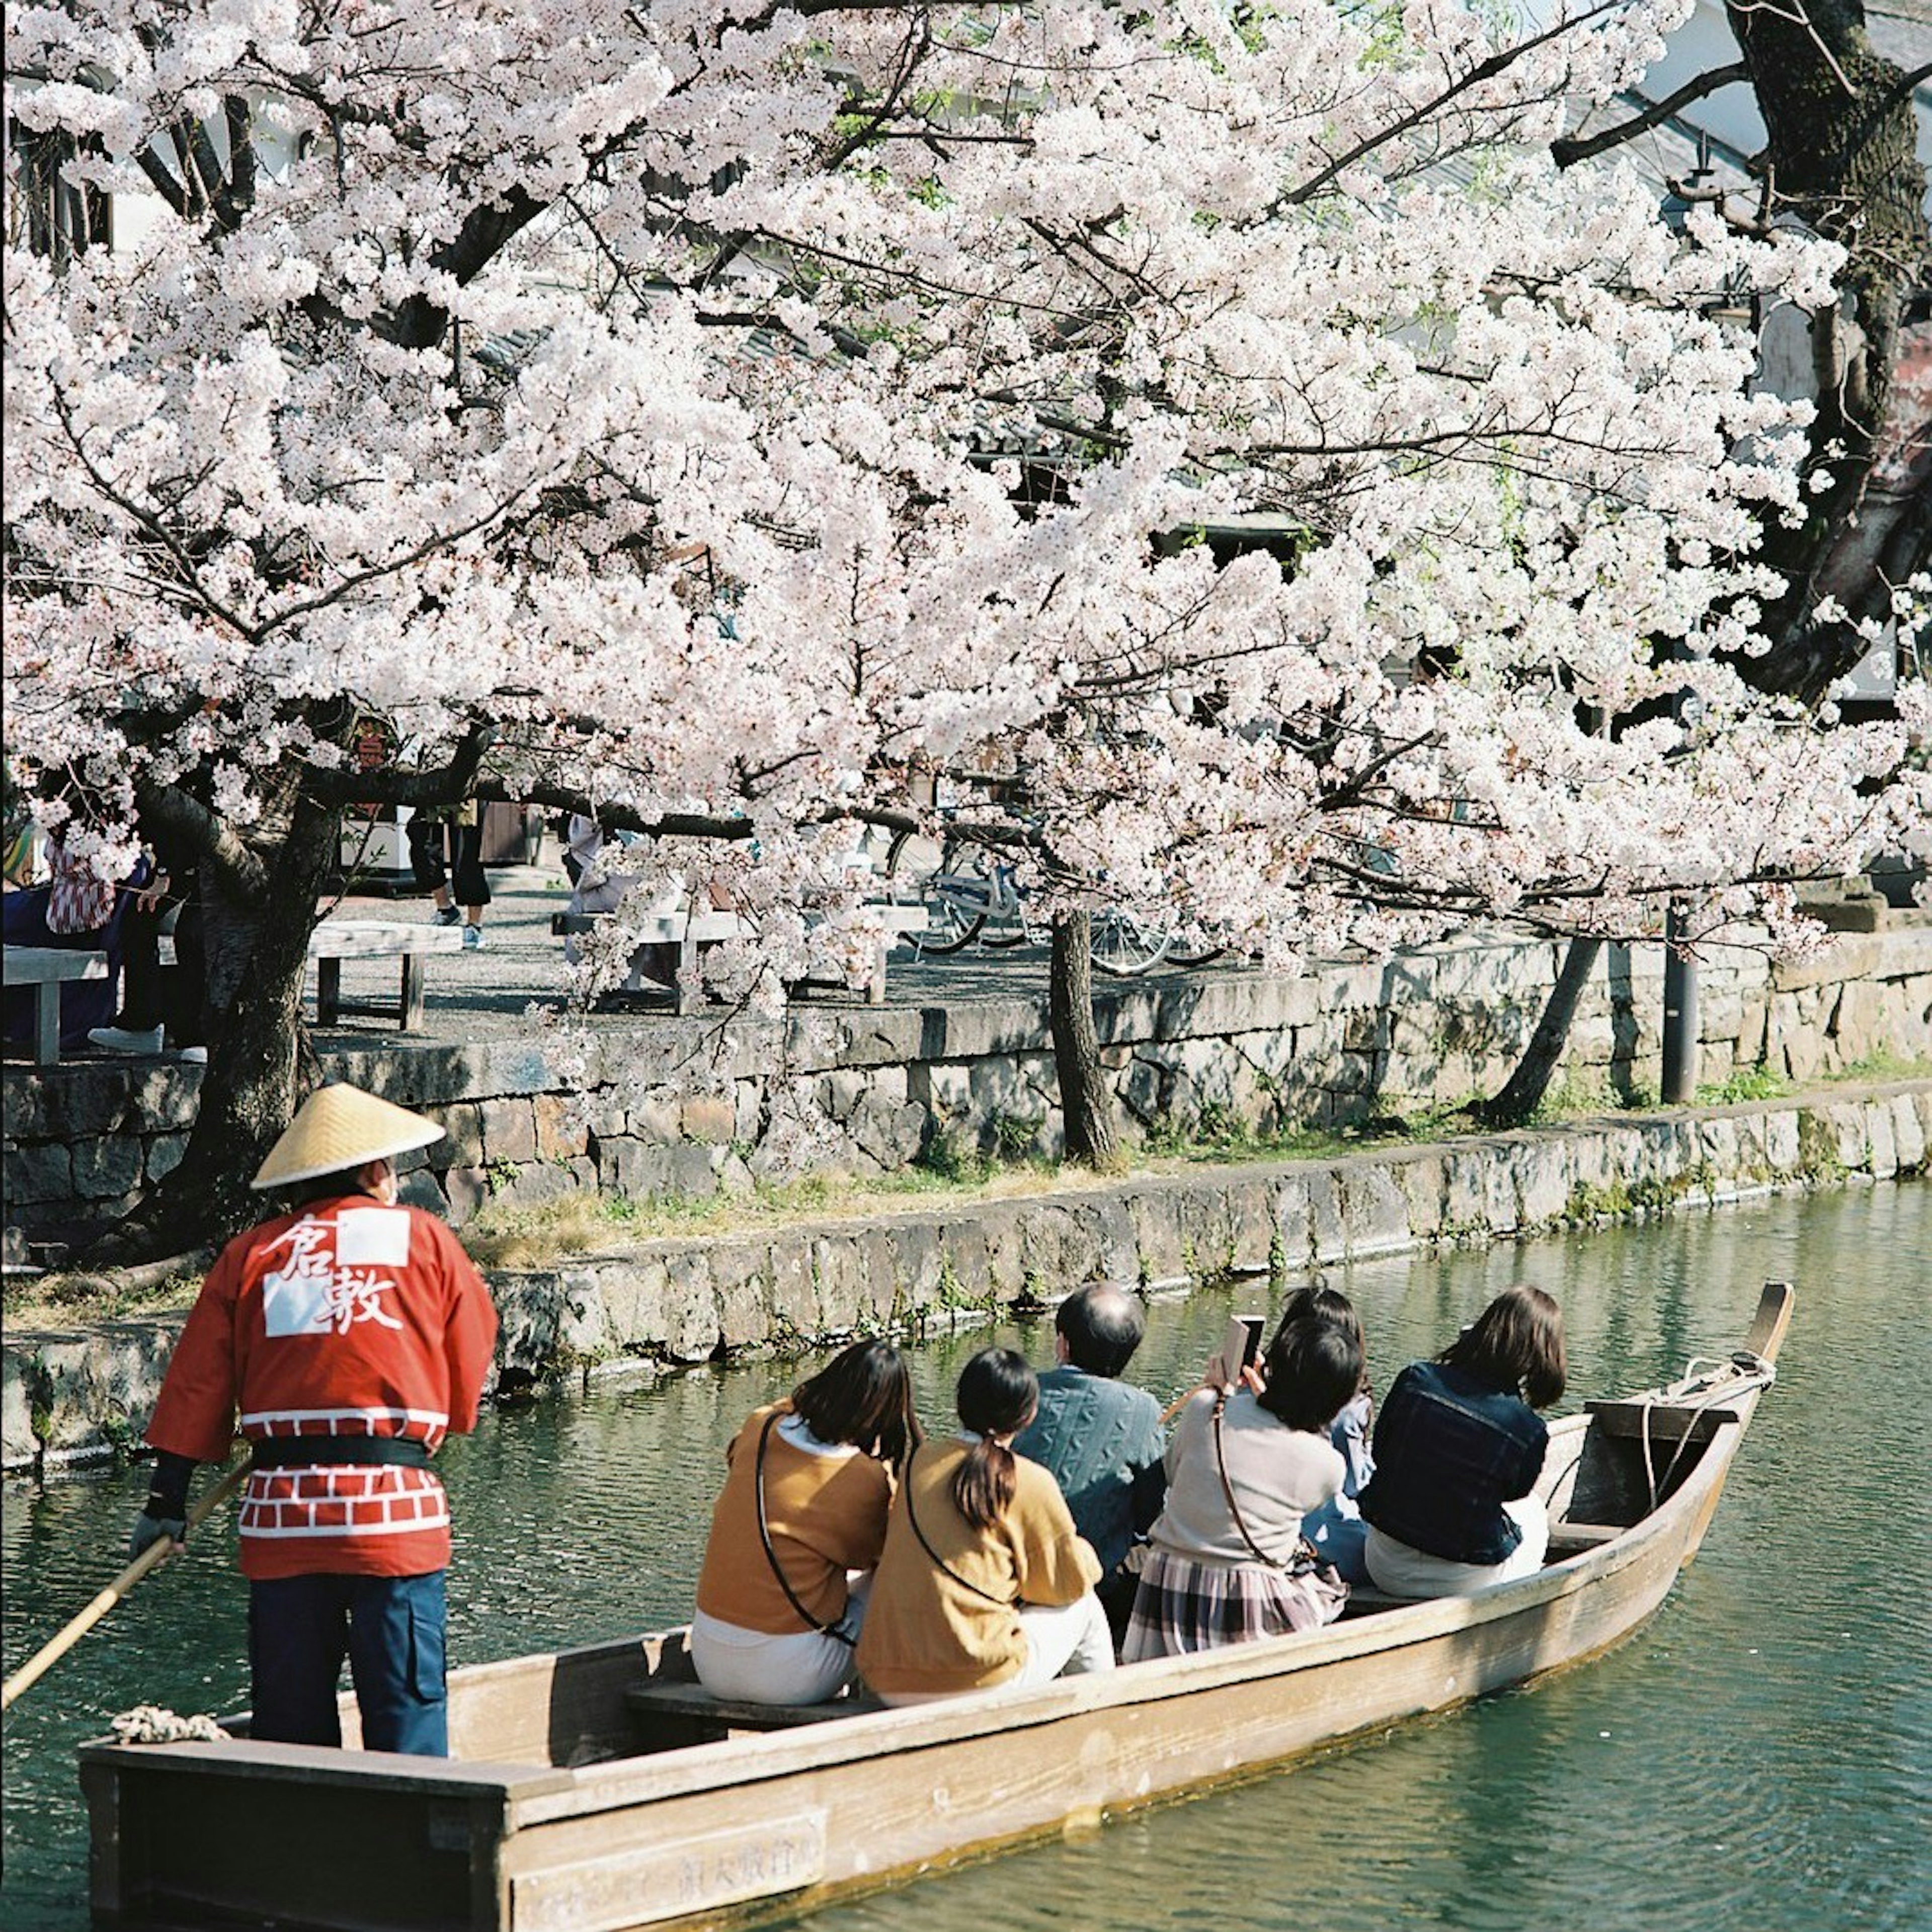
left=1214, top=1314, right=1265, bottom=1386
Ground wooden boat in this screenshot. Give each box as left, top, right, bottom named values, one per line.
left=81, top=1281, right=1793, bottom=1932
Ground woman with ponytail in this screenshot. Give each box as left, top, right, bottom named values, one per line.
left=692, top=1339, right=919, bottom=1706
left=856, top=1348, right=1113, bottom=1704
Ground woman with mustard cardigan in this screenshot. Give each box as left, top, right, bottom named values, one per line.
left=692, top=1339, right=919, bottom=1706
left=856, top=1347, right=1114, bottom=1704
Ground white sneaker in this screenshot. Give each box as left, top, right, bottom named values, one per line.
left=175, top=1045, right=208, bottom=1065
left=88, top=1024, right=165, bottom=1056
left=462, top=925, right=486, bottom=949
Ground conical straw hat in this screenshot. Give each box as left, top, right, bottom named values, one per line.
left=251, top=1082, right=444, bottom=1190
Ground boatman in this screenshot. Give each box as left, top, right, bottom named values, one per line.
left=130, top=1082, right=499, bottom=1755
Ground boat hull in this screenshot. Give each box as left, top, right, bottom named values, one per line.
left=80, top=1283, right=1792, bottom=1932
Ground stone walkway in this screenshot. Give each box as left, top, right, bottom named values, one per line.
left=315, top=862, right=1236, bottom=1053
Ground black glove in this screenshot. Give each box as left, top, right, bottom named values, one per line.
left=130, top=1511, right=186, bottom=1562
left=130, top=1448, right=198, bottom=1562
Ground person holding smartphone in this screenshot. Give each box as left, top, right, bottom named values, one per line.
left=1122, top=1315, right=1361, bottom=1661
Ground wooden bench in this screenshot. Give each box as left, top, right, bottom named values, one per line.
left=554, top=904, right=928, bottom=1012
left=2, top=945, right=109, bottom=1064
left=308, top=920, right=462, bottom=1031
left=624, top=1679, right=880, bottom=1747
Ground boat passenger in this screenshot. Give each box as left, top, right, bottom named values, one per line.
left=1274, top=1284, right=1376, bottom=1587
left=1013, top=1282, right=1167, bottom=1643
left=856, top=1347, right=1114, bottom=1704
left=1357, top=1285, right=1566, bottom=1598
left=692, top=1339, right=920, bottom=1706
left=1122, top=1315, right=1361, bottom=1660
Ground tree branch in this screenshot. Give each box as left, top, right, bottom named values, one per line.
left=1552, top=65, right=1750, bottom=168
left=305, top=723, right=499, bottom=807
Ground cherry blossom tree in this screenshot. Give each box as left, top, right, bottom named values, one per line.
left=7, top=1, right=1924, bottom=1248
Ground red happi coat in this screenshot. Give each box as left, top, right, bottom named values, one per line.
left=146, top=1193, right=499, bottom=1581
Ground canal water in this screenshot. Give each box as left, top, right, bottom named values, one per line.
left=3, top=1181, right=1927, bottom=1931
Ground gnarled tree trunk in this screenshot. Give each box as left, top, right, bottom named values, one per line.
left=83, top=791, right=340, bottom=1264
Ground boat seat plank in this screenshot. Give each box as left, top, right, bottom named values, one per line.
left=625, top=1682, right=881, bottom=1736
left=1584, top=1400, right=1739, bottom=1444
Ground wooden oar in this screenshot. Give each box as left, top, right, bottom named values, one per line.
left=2, top=1456, right=252, bottom=1712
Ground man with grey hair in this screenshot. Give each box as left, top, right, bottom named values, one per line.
left=1015, top=1281, right=1167, bottom=1643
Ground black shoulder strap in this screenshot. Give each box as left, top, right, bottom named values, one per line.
left=903, top=1452, right=1017, bottom=1607
left=754, top=1412, right=856, bottom=1645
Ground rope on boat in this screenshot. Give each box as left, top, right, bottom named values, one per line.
left=110, top=1705, right=231, bottom=1745
left=1635, top=1350, right=1778, bottom=1511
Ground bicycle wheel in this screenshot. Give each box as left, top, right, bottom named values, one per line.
left=884, top=829, right=988, bottom=955
left=1091, top=910, right=1175, bottom=977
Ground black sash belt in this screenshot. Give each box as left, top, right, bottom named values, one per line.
left=249, top=1436, right=431, bottom=1470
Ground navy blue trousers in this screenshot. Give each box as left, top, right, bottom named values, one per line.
left=248, top=1571, right=448, bottom=1756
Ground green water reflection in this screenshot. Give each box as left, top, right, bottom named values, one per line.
left=4, top=1183, right=1928, bottom=1930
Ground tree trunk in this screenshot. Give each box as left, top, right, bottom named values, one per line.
left=1049, top=911, right=1122, bottom=1171
left=82, top=794, right=341, bottom=1264
left=1472, top=937, right=1604, bottom=1129
left=1724, top=0, right=1930, bottom=702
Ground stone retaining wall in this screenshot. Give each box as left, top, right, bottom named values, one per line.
left=7, top=1082, right=1926, bottom=1474
left=6, top=925, right=1930, bottom=1242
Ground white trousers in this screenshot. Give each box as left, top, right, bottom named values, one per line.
left=690, top=1577, right=870, bottom=1706
left=877, top=1592, right=1116, bottom=1708
left=1364, top=1494, right=1550, bottom=1599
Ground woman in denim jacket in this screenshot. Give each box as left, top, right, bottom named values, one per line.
left=1357, top=1286, right=1566, bottom=1598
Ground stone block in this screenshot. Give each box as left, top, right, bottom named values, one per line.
left=1305, top=1167, right=1348, bottom=1265
left=1508, top=1141, right=1573, bottom=1228
left=70, top=1136, right=143, bottom=1202
left=480, top=1097, right=538, bottom=1165
left=1392, top=1152, right=1445, bottom=1241
left=444, top=1165, right=489, bottom=1225
left=429, top=1102, right=485, bottom=1169
left=533, top=1094, right=590, bottom=1161
left=851, top=1094, right=926, bottom=1170
left=1890, top=1093, right=1926, bottom=1172
left=766, top=1242, right=823, bottom=1339
left=397, top=1167, right=450, bottom=1215
left=630, top=1088, right=684, bottom=1146
left=1335, top=1159, right=1413, bottom=1256
left=816, top=1071, right=867, bottom=1125
left=809, top=1234, right=873, bottom=1333
left=142, top=1132, right=189, bottom=1185
left=2, top=1344, right=37, bottom=1470
left=1863, top=1100, right=1898, bottom=1180
left=494, top=1161, right=579, bottom=1213
left=709, top=1243, right=774, bottom=1349
left=680, top=1093, right=738, bottom=1145
left=5, top=1142, right=73, bottom=1204
left=14, top=1314, right=184, bottom=1461
left=662, top=1250, right=721, bottom=1361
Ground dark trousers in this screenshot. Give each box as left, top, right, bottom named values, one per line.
left=248, top=1571, right=449, bottom=1756
left=117, top=897, right=205, bottom=1044
left=406, top=816, right=491, bottom=908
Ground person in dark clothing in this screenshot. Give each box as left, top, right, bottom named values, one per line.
left=407, top=801, right=491, bottom=949
left=1357, top=1285, right=1567, bottom=1599
left=88, top=825, right=206, bottom=1060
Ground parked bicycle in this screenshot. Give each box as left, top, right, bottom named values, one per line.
left=882, top=826, right=1226, bottom=977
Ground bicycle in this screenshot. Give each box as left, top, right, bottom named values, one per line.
left=883, top=825, right=1225, bottom=976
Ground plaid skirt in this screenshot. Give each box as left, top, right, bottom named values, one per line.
left=1121, top=1548, right=1348, bottom=1663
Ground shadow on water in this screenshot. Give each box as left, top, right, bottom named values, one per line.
left=4, top=1182, right=1928, bottom=1932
